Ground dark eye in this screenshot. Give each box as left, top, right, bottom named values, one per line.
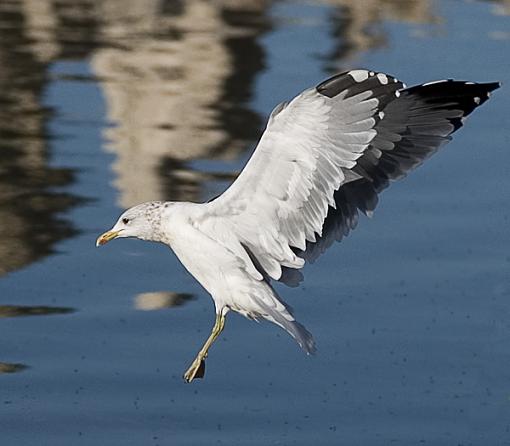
left=122, top=218, right=130, bottom=225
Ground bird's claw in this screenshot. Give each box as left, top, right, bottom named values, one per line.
left=183, top=357, right=206, bottom=383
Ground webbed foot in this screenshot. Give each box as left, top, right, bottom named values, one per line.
left=183, top=356, right=206, bottom=383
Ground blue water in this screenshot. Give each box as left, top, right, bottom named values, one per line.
left=1, top=1, right=509, bottom=445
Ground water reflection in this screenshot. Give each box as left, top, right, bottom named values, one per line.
left=92, top=0, right=270, bottom=206
left=134, top=291, right=195, bottom=310
left=0, top=305, right=75, bottom=317
left=0, top=1, right=82, bottom=276
left=484, top=0, right=510, bottom=15
left=0, top=362, right=28, bottom=374
left=323, top=0, right=438, bottom=70
left=324, top=0, right=510, bottom=70
left=0, top=304, right=74, bottom=375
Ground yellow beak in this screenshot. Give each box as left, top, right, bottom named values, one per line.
left=96, top=230, right=121, bottom=247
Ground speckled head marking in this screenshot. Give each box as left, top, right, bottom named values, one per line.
left=124, top=201, right=165, bottom=237
left=96, top=201, right=169, bottom=246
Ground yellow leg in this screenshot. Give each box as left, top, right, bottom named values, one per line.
left=183, top=312, right=226, bottom=383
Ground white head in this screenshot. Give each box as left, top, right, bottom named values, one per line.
left=96, top=201, right=167, bottom=246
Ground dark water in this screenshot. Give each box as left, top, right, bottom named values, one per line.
left=1, top=1, right=509, bottom=444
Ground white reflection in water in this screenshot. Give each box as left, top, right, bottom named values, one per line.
left=91, top=0, right=271, bottom=207
left=0, top=362, right=28, bottom=374
left=134, top=291, right=195, bottom=310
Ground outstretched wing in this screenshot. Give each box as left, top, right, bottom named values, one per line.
left=196, top=70, right=499, bottom=282
left=295, top=77, right=501, bottom=267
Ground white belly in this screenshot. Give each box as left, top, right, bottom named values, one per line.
left=168, top=218, right=242, bottom=300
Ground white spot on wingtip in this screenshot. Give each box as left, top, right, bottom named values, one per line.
left=348, top=70, right=369, bottom=82
left=474, top=96, right=480, bottom=104
left=423, top=79, right=447, bottom=86
left=369, top=71, right=375, bottom=76
left=376, top=73, right=388, bottom=85
left=395, top=90, right=401, bottom=97
left=378, top=111, right=385, bottom=119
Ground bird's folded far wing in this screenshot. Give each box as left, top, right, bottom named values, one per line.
left=197, top=70, right=499, bottom=284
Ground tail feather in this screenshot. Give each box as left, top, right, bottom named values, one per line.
left=252, top=284, right=316, bottom=354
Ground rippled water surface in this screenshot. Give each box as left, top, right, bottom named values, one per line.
left=1, top=1, right=509, bottom=445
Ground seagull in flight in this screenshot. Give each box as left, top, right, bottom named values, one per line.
left=97, top=69, right=499, bottom=383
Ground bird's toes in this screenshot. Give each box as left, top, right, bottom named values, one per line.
left=195, top=360, right=206, bottom=379
left=183, top=358, right=206, bottom=383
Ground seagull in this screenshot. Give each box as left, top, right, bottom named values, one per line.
left=97, top=69, right=499, bottom=383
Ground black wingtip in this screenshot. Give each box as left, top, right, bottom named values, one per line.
left=316, top=72, right=354, bottom=98
left=400, top=79, right=499, bottom=130
left=317, top=69, right=408, bottom=115
left=482, top=81, right=501, bottom=104
left=476, top=81, right=501, bottom=97
left=486, top=81, right=501, bottom=92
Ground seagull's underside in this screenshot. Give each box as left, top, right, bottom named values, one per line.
left=97, top=69, right=499, bottom=382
